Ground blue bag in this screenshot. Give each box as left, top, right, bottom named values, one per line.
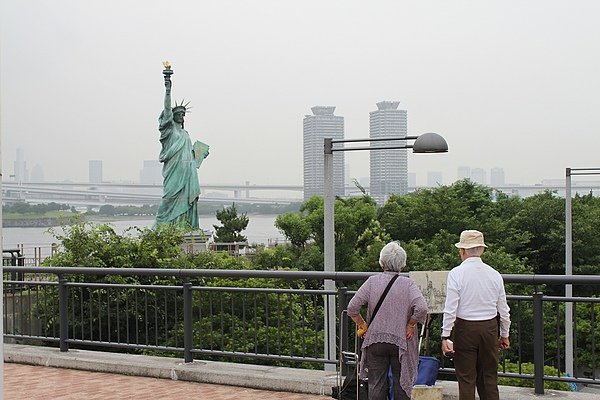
left=414, top=356, right=440, bottom=386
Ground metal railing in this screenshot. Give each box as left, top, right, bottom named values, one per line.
left=3, top=246, right=52, bottom=267
left=2, top=267, right=600, bottom=394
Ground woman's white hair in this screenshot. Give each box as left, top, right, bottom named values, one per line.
left=379, top=241, right=407, bottom=272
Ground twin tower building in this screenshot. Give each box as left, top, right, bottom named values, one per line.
left=303, top=101, right=407, bottom=205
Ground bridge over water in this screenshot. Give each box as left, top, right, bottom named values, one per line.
left=1, top=181, right=304, bottom=206
left=3, top=181, right=600, bottom=207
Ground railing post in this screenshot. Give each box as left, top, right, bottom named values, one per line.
left=9, top=251, right=17, bottom=283
left=338, top=284, right=349, bottom=375
left=17, top=250, right=25, bottom=282
left=533, top=291, right=544, bottom=394
left=58, top=275, right=69, bottom=352
left=183, top=281, right=193, bottom=363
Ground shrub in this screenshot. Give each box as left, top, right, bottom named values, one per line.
left=499, top=361, right=572, bottom=391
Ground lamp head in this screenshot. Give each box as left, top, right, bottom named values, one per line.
left=412, top=132, right=448, bottom=153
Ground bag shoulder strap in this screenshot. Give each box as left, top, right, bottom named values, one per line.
left=370, top=274, right=399, bottom=323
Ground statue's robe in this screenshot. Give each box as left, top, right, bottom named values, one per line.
left=154, top=108, right=206, bottom=229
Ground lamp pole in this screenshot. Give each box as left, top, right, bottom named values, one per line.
left=323, top=138, right=336, bottom=371
left=322, top=132, right=448, bottom=369
left=565, top=168, right=573, bottom=378
left=564, top=167, right=600, bottom=378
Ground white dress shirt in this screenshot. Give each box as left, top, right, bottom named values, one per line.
left=442, top=257, right=511, bottom=337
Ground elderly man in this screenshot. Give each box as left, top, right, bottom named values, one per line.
left=441, top=230, right=511, bottom=400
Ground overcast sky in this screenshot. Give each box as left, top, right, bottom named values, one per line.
left=1, top=0, right=599, bottom=187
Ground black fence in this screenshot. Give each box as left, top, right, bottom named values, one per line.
left=2, top=266, right=600, bottom=395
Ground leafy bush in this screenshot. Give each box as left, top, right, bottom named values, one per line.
left=499, top=362, right=572, bottom=391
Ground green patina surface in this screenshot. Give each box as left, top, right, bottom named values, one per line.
left=154, top=65, right=209, bottom=229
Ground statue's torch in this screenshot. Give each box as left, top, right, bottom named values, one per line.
left=162, top=61, right=173, bottom=82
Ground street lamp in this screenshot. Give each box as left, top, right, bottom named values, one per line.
left=565, top=167, right=600, bottom=378
left=322, top=133, right=448, bottom=369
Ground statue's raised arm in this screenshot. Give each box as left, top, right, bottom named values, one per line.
left=162, top=61, right=173, bottom=115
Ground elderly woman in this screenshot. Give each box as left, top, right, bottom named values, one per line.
left=347, top=241, right=428, bottom=400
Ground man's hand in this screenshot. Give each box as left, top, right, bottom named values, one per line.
left=441, top=339, right=454, bottom=358
left=498, top=336, right=510, bottom=350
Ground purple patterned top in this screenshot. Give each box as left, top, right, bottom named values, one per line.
left=347, top=272, right=428, bottom=397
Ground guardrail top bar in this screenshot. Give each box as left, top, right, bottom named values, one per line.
left=4, top=267, right=600, bottom=285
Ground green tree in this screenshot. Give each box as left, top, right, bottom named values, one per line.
left=213, top=203, right=250, bottom=243
left=274, top=213, right=311, bottom=247
left=274, top=195, right=381, bottom=272
left=377, top=180, right=496, bottom=242
left=509, top=191, right=564, bottom=276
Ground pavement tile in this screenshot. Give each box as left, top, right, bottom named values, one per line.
left=4, top=363, right=327, bottom=400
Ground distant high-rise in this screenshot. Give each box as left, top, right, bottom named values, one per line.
left=344, top=163, right=351, bottom=191
left=30, top=164, right=44, bottom=182
left=303, top=106, right=345, bottom=200
left=89, top=160, right=103, bottom=184
left=369, top=101, right=408, bottom=205
left=471, top=168, right=486, bottom=185
left=140, top=160, right=163, bottom=185
left=427, top=171, right=443, bottom=187
left=14, top=148, right=29, bottom=183
left=408, top=172, right=417, bottom=189
left=490, top=167, right=505, bottom=187
left=457, top=166, right=471, bottom=181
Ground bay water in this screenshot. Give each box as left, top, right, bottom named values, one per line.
left=2, top=214, right=284, bottom=254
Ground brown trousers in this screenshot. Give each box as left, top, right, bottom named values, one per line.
left=453, top=317, right=500, bottom=400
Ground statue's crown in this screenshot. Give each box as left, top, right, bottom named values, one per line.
left=173, top=99, right=191, bottom=114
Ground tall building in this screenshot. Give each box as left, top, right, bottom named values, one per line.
left=13, top=148, right=29, bottom=183
left=303, top=106, right=345, bottom=200
left=427, top=171, right=443, bottom=187
left=490, top=167, right=505, bottom=187
left=89, top=160, right=103, bottom=184
left=408, top=172, right=417, bottom=189
left=457, top=166, right=471, bottom=181
left=369, top=101, right=408, bottom=205
left=30, top=164, right=45, bottom=182
left=140, top=160, right=163, bottom=185
left=471, top=167, right=486, bottom=185
left=344, top=163, right=351, bottom=192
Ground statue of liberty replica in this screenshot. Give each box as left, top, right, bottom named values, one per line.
left=154, top=61, right=209, bottom=229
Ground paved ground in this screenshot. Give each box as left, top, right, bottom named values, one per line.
left=4, top=363, right=327, bottom=400
left=5, top=344, right=600, bottom=400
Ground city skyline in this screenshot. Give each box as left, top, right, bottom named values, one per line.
left=2, top=1, right=600, bottom=187
left=7, top=148, right=594, bottom=189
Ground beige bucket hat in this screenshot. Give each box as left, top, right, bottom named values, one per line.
left=455, top=230, right=488, bottom=249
